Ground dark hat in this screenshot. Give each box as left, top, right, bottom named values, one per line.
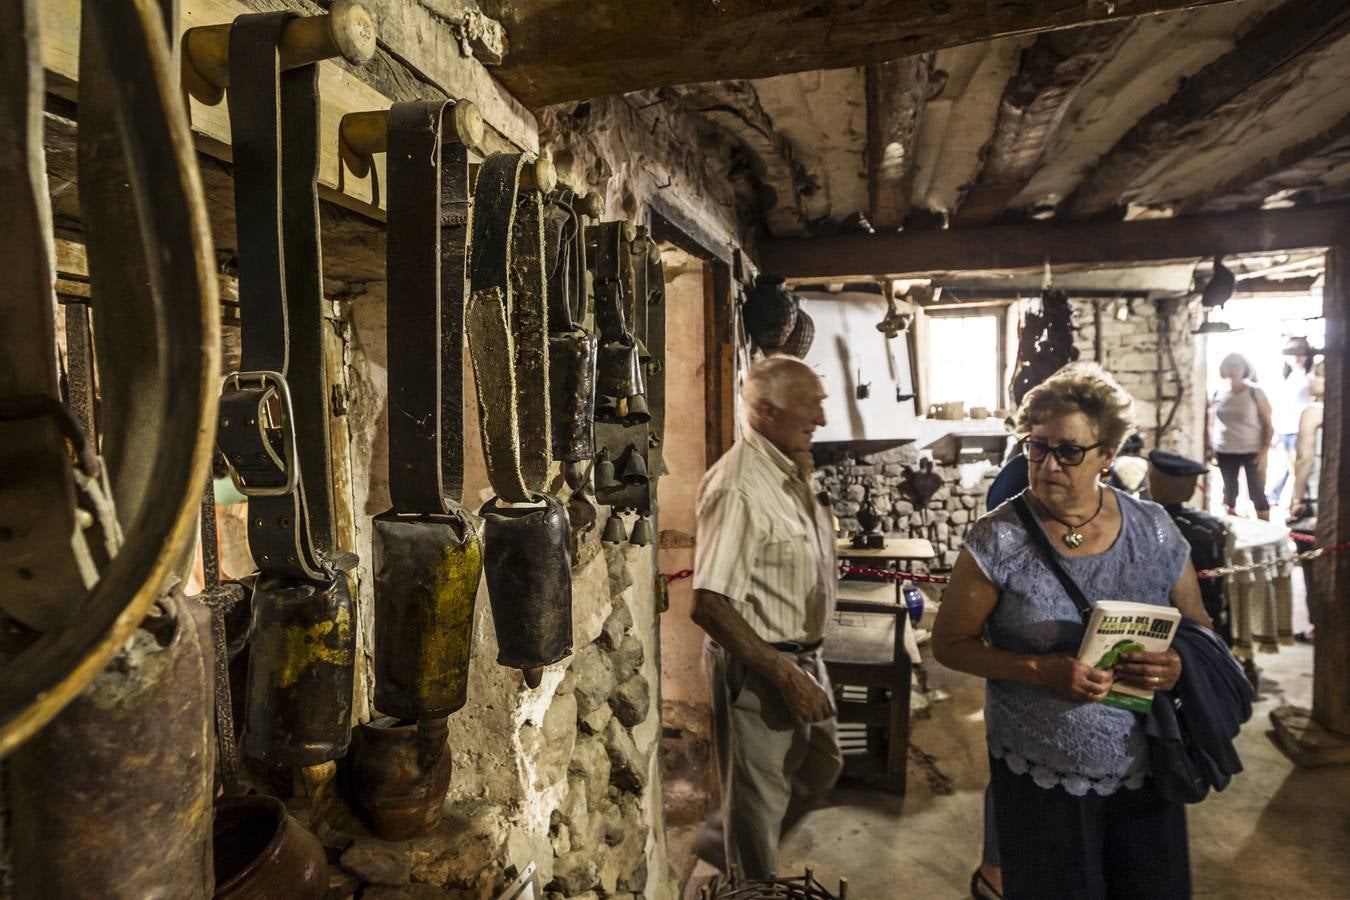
left=1148, top=449, right=1207, bottom=478
left=1282, top=336, right=1317, bottom=357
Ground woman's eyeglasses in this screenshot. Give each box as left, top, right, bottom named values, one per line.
left=1019, top=436, right=1104, bottom=468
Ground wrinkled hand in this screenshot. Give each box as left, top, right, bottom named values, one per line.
left=1115, top=649, right=1182, bottom=692
left=774, top=659, right=835, bottom=723
left=1036, top=652, right=1114, bottom=703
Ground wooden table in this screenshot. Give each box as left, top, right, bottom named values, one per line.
left=835, top=537, right=936, bottom=564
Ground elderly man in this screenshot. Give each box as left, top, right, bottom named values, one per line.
left=692, top=355, right=842, bottom=879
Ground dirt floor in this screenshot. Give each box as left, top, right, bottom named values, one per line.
left=670, top=576, right=1350, bottom=899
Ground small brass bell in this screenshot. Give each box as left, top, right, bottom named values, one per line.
left=624, top=393, right=651, bottom=425
left=628, top=517, right=654, bottom=547
left=594, top=449, right=621, bottom=491
left=597, top=340, right=645, bottom=403
left=619, top=447, right=649, bottom=486
left=601, top=512, right=627, bottom=544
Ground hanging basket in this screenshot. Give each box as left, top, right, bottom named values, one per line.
left=743, top=274, right=798, bottom=350
left=777, top=309, right=815, bottom=358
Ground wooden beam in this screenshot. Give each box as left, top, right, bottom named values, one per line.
left=482, top=0, right=1241, bottom=109
left=953, top=23, right=1128, bottom=226
left=1314, top=226, right=1350, bottom=736
left=38, top=0, right=537, bottom=224
left=758, top=204, right=1350, bottom=279
left=674, top=82, right=810, bottom=237
left=1062, top=0, right=1350, bottom=220
left=865, top=54, right=932, bottom=231
left=1193, top=114, right=1350, bottom=214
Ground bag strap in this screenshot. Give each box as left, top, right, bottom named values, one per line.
left=1012, top=494, right=1093, bottom=623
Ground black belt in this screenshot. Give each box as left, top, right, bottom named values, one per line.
left=0, top=0, right=221, bottom=754
left=470, top=153, right=574, bottom=685
left=771, top=639, right=823, bottom=654
left=370, top=100, right=484, bottom=720
left=218, top=11, right=338, bottom=582
left=221, top=11, right=355, bottom=766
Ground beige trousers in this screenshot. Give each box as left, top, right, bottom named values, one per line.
left=700, top=641, right=843, bottom=880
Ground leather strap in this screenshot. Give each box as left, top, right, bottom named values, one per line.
left=467, top=153, right=552, bottom=503
left=544, top=187, right=587, bottom=332
left=385, top=101, right=470, bottom=512
left=0, top=0, right=220, bottom=754
left=219, top=12, right=337, bottom=581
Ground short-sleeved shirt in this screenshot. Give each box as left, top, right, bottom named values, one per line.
left=963, top=489, right=1190, bottom=796
left=693, top=428, right=837, bottom=644
left=1211, top=382, right=1269, bottom=453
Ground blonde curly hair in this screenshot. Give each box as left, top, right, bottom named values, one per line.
left=1014, top=362, right=1136, bottom=452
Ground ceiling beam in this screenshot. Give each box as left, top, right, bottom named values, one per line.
left=1191, top=114, right=1350, bottom=214
left=673, top=82, right=811, bottom=236
left=865, top=54, right=932, bottom=231
left=759, top=203, right=1350, bottom=279
left=482, top=0, right=1243, bottom=109
left=952, top=23, right=1130, bottom=226
left=1061, top=0, right=1350, bottom=220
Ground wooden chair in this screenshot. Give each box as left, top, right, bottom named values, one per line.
left=822, top=598, right=911, bottom=794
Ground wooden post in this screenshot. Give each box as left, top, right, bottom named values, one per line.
left=1314, top=238, right=1350, bottom=735
left=1271, top=220, right=1350, bottom=764
left=703, top=260, right=737, bottom=463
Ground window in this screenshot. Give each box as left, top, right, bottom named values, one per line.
left=926, top=313, right=1002, bottom=413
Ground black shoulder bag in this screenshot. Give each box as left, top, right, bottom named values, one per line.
left=1012, top=494, right=1209, bottom=804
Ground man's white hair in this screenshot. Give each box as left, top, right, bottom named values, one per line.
left=741, top=355, right=819, bottom=410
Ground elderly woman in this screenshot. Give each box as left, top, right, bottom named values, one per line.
left=1209, top=352, right=1274, bottom=519
left=934, top=363, right=1211, bottom=900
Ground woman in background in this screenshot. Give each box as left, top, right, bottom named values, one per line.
left=1266, top=338, right=1316, bottom=507
left=1209, top=353, right=1273, bottom=520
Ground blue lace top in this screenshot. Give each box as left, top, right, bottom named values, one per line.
left=964, top=489, right=1189, bottom=796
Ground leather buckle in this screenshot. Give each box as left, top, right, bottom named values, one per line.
left=218, top=370, right=300, bottom=497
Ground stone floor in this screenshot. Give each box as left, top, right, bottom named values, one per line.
left=670, top=581, right=1350, bottom=899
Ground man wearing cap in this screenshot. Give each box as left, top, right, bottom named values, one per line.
left=1148, top=449, right=1233, bottom=645
left=691, top=355, right=842, bottom=879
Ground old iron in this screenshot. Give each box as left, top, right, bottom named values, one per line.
left=9, top=592, right=216, bottom=899
left=243, top=571, right=356, bottom=766
left=624, top=391, right=652, bottom=425
left=602, top=511, right=628, bottom=544
left=372, top=507, right=482, bottom=719
left=628, top=516, right=654, bottom=547
left=479, top=492, right=574, bottom=681
left=595, top=339, right=645, bottom=422
left=212, top=795, right=327, bottom=899
left=618, top=445, right=650, bottom=486
left=343, top=716, right=453, bottom=840
left=549, top=329, right=599, bottom=463
left=594, top=448, right=620, bottom=492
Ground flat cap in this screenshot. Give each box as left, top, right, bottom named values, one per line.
left=1148, top=448, right=1207, bottom=477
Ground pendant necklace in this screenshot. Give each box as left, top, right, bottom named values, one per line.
left=1036, top=488, right=1105, bottom=549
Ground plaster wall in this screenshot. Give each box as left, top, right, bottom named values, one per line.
left=656, top=255, right=710, bottom=711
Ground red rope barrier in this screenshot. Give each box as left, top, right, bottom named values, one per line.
left=665, top=538, right=1350, bottom=587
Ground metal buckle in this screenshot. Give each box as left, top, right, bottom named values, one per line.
left=219, top=370, right=299, bottom=497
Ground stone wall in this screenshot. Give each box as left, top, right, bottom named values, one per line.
left=1069, top=295, right=1206, bottom=459
left=813, top=443, right=999, bottom=571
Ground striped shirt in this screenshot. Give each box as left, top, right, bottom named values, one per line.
left=693, top=428, right=837, bottom=644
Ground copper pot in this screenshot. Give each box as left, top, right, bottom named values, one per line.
left=343, top=716, right=453, bottom=840
left=212, top=796, right=327, bottom=899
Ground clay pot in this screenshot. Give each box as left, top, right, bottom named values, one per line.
left=343, top=716, right=453, bottom=840
left=212, top=795, right=327, bottom=899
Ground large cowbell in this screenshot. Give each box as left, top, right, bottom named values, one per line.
left=372, top=504, right=482, bottom=718
left=244, top=571, right=356, bottom=766
left=479, top=493, right=573, bottom=683
left=9, top=592, right=215, bottom=899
